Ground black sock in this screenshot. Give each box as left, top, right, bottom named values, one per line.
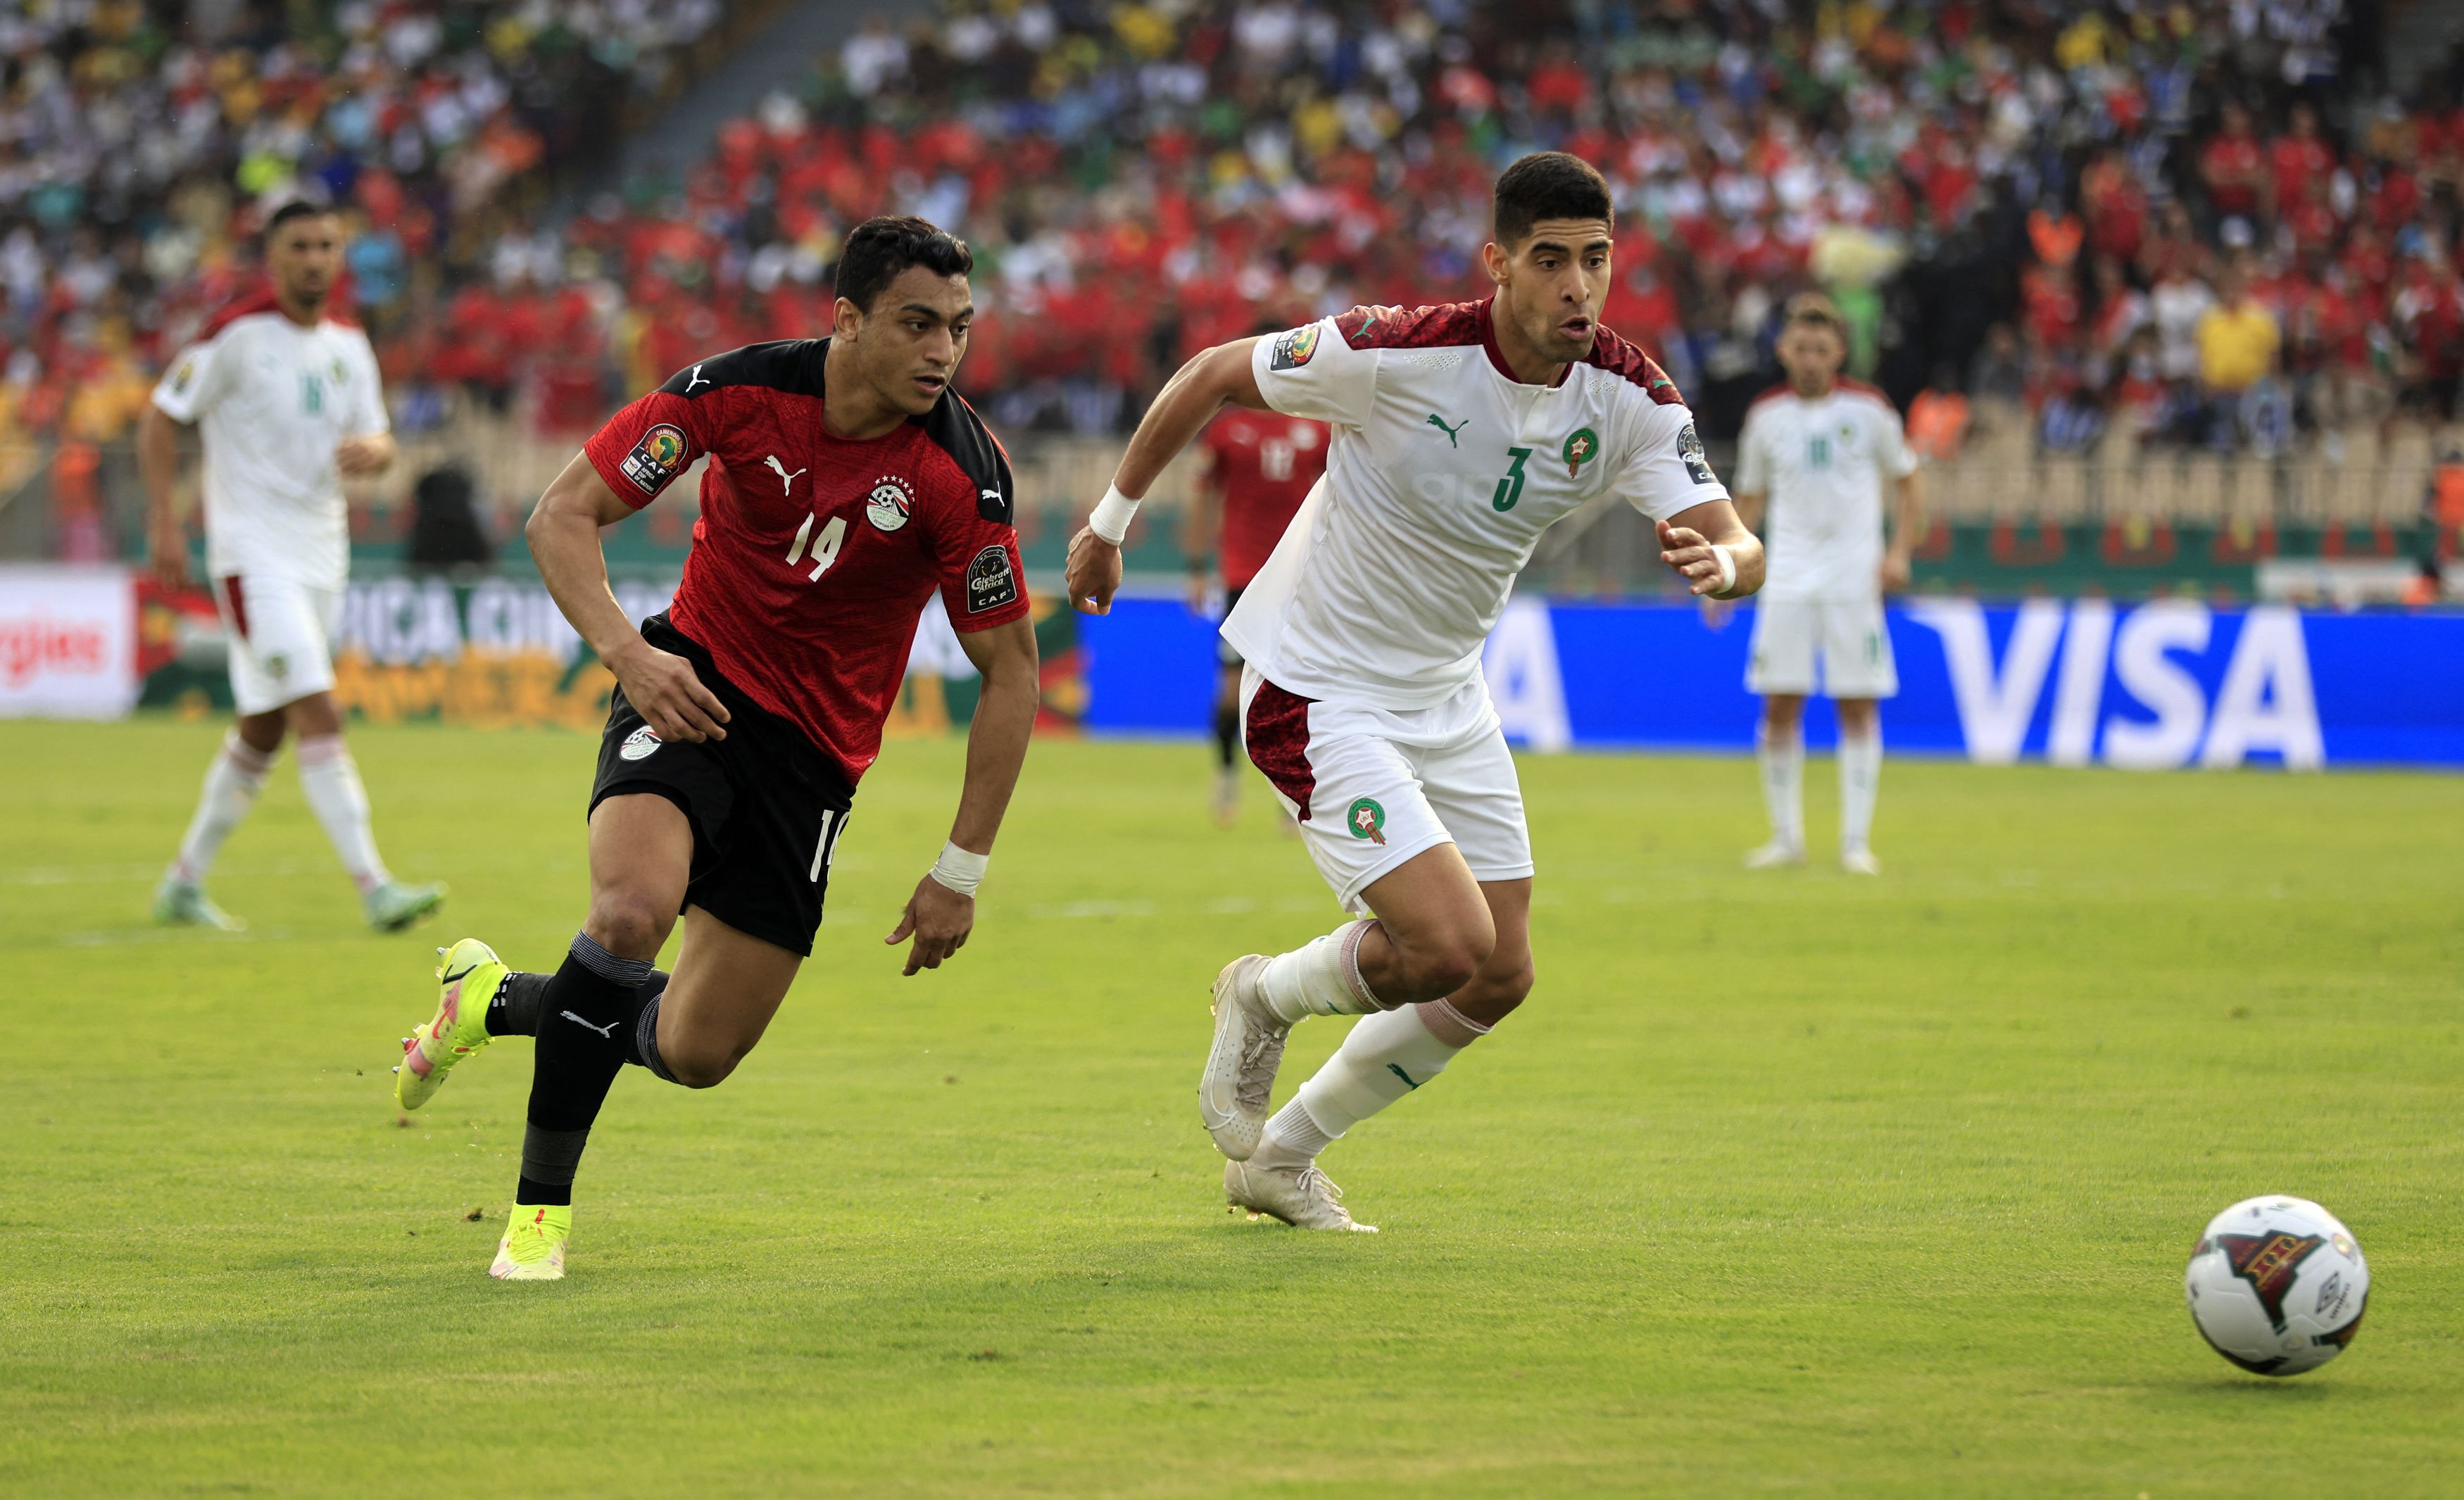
left=624, top=970, right=680, bottom=1081
left=1214, top=702, right=1239, bottom=769
left=515, top=933, right=651, bottom=1206
left=489, top=967, right=668, bottom=1039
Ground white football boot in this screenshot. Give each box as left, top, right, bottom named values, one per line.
left=1742, top=840, right=1806, bottom=870
left=1200, top=954, right=1288, bottom=1161
left=1225, top=1158, right=1377, bottom=1233
left=1840, top=847, right=1882, bottom=876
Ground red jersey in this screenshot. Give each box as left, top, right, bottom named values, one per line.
left=583, top=341, right=1029, bottom=781
left=1202, top=407, right=1326, bottom=590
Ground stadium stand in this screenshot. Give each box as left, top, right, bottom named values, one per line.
left=5, top=0, right=2463, bottom=573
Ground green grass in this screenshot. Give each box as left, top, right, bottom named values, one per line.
left=3, top=719, right=2460, bottom=1497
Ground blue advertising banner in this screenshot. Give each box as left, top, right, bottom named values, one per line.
left=1077, top=597, right=2464, bottom=769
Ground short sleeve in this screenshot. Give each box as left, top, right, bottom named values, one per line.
left=1875, top=405, right=1918, bottom=479
left=1249, top=317, right=1378, bottom=427
left=1732, top=407, right=1769, bottom=494
left=346, top=332, right=389, bottom=436
left=582, top=372, right=722, bottom=508
left=929, top=499, right=1031, bottom=633
left=151, top=335, right=229, bottom=424
left=1614, top=402, right=1730, bottom=521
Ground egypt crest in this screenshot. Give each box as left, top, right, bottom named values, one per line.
left=866, top=474, right=914, bottom=532
left=621, top=423, right=689, bottom=493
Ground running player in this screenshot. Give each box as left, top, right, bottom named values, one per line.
left=1732, top=294, right=1924, bottom=876
left=391, top=217, right=1040, bottom=1280
left=142, top=200, right=446, bottom=933
left=1064, top=153, right=1764, bottom=1230
left=1182, top=346, right=1327, bottom=824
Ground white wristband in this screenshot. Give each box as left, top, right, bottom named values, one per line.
left=1709, top=543, right=1737, bottom=595
left=927, top=840, right=988, bottom=897
left=1089, top=484, right=1140, bottom=546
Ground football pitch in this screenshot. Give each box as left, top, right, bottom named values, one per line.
left=4, top=718, right=2460, bottom=1497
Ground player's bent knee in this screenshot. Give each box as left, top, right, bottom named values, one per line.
left=584, top=891, right=673, bottom=961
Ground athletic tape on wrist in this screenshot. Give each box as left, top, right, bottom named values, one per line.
left=1089, top=484, right=1140, bottom=546
left=927, top=840, right=989, bottom=897
left=1710, top=543, right=1737, bottom=595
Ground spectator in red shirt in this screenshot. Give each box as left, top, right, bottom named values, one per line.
left=2201, top=103, right=2270, bottom=228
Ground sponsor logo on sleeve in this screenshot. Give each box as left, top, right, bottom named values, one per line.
left=620, top=423, right=690, bottom=494
left=964, top=543, right=1018, bottom=613
left=1269, top=324, right=1321, bottom=370
left=170, top=357, right=197, bottom=394
left=866, top=476, right=915, bottom=532
left=1676, top=422, right=1716, bottom=485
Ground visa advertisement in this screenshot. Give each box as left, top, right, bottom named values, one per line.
left=1076, top=596, right=2464, bottom=770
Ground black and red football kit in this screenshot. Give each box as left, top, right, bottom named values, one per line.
left=577, top=340, right=1030, bottom=954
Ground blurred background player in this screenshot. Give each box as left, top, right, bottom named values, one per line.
left=1733, top=295, right=1925, bottom=876
left=390, top=218, right=1041, bottom=1281
left=141, top=200, right=444, bottom=933
left=1066, top=153, right=1763, bottom=1231
left=1182, top=335, right=1327, bottom=824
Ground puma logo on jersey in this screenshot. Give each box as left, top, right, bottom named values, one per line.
left=684, top=364, right=710, bottom=393
left=1426, top=414, right=1467, bottom=447
left=764, top=455, right=807, bottom=496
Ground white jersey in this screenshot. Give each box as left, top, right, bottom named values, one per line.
left=151, top=298, right=388, bottom=591
left=1732, top=382, right=1916, bottom=602
left=1224, top=301, right=1728, bottom=711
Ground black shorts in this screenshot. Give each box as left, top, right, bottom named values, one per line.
left=589, top=614, right=854, bottom=957
left=1217, top=584, right=1247, bottom=668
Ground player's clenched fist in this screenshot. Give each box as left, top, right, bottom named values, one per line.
left=1064, top=525, right=1122, bottom=615
left=608, top=641, right=730, bottom=743
left=886, top=874, right=973, bottom=976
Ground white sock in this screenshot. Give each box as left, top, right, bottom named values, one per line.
left=170, top=731, right=276, bottom=883
left=1839, top=731, right=1882, bottom=855
left=296, top=733, right=391, bottom=895
left=1756, top=721, right=1804, bottom=850
left=1258, top=919, right=1383, bottom=1023
left=1254, top=1000, right=1488, bottom=1167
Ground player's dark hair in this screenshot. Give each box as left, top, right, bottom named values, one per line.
left=262, top=198, right=332, bottom=241
left=835, top=216, right=974, bottom=313
left=1493, top=152, right=1614, bottom=247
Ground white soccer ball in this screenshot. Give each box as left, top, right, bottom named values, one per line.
left=2184, top=1195, right=2368, bottom=1376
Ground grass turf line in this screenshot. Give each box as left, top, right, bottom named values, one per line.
left=1, top=718, right=2459, bottom=1496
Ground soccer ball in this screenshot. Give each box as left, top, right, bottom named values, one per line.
left=2184, top=1195, right=2368, bottom=1375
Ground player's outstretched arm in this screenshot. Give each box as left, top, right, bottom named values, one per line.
left=527, top=451, right=731, bottom=743
left=137, top=405, right=190, bottom=589
left=886, top=615, right=1038, bottom=976
left=1064, top=336, right=1267, bottom=615
left=1658, top=499, right=1766, bottom=599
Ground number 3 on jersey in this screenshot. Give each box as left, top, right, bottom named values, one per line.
left=1492, top=446, right=1534, bottom=512
left=784, top=512, right=846, bottom=581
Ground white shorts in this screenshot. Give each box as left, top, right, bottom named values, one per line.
left=214, top=574, right=341, bottom=716
left=1240, top=666, right=1534, bottom=914
left=1745, top=596, right=1898, bottom=699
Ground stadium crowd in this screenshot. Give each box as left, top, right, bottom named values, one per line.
left=0, top=0, right=731, bottom=470
left=5, top=0, right=2463, bottom=484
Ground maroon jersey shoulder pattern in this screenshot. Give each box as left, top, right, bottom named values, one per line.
left=582, top=340, right=1029, bottom=783
left=1582, top=324, right=1687, bottom=405
left=1334, top=300, right=1488, bottom=351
